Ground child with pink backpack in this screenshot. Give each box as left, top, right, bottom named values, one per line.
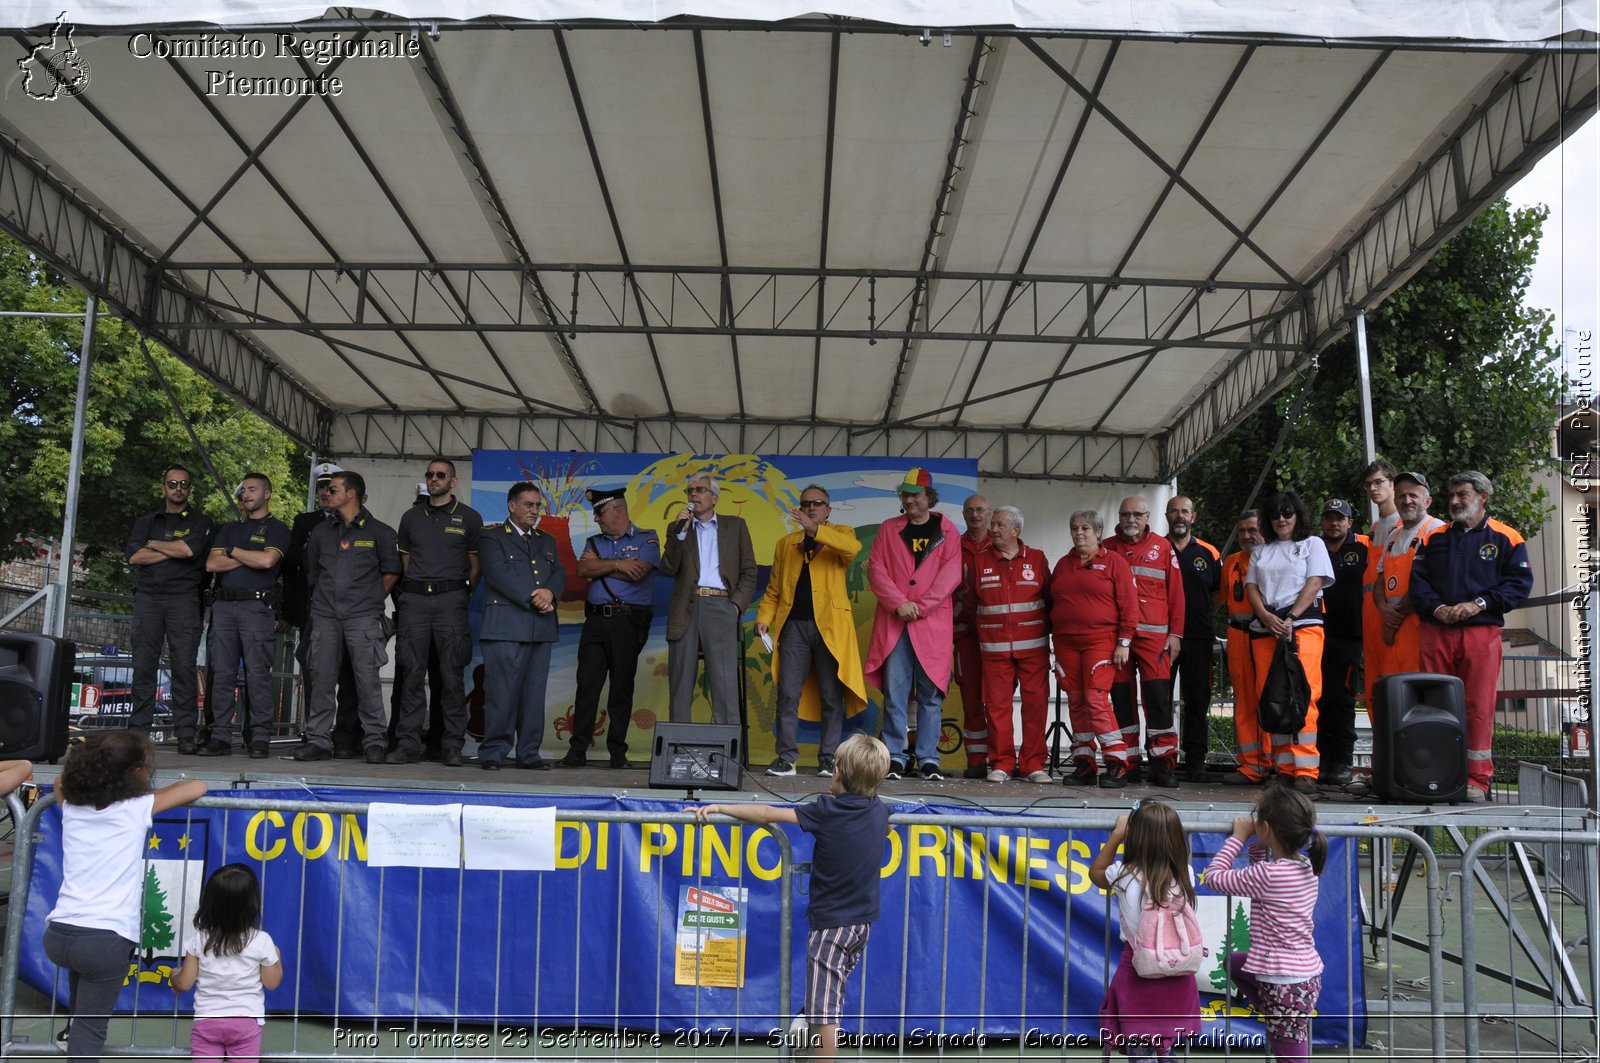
left=1089, top=799, right=1203, bottom=1062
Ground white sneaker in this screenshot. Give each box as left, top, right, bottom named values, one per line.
left=986, top=769, right=1009, bottom=783
left=1026, top=770, right=1052, bottom=784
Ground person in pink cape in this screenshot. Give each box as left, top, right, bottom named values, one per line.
left=863, top=468, right=963, bottom=780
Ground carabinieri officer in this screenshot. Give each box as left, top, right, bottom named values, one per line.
left=561, top=488, right=659, bottom=769
left=478, top=482, right=566, bottom=770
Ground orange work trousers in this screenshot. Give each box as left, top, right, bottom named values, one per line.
left=1249, top=625, right=1324, bottom=781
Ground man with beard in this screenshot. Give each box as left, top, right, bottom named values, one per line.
left=1102, top=495, right=1185, bottom=787
left=1411, top=471, right=1533, bottom=802
left=1164, top=496, right=1220, bottom=783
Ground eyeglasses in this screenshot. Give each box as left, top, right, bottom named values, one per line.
left=1118, top=510, right=1148, bottom=519
left=798, top=499, right=829, bottom=509
left=1272, top=510, right=1296, bottom=519
left=425, top=471, right=451, bottom=480
left=165, top=479, right=190, bottom=489
left=687, top=486, right=712, bottom=496
left=1363, top=477, right=1391, bottom=488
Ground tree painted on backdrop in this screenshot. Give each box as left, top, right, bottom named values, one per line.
left=0, top=235, right=306, bottom=592
left=141, top=865, right=175, bottom=961
left=1183, top=199, right=1562, bottom=541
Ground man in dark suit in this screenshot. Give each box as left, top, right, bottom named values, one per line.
left=661, top=474, right=757, bottom=726
left=477, top=481, right=566, bottom=770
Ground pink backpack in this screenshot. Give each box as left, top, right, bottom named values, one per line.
left=1132, top=888, right=1207, bottom=978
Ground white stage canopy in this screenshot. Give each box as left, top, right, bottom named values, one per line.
left=2, top=5, right=1595, bottom=481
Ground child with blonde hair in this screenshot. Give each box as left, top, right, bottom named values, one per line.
left=696, top=733, right=891, bottom=1060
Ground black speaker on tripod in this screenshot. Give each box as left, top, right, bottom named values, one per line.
left=0, top=633, right=75, bottom=762
left=1371, top=672, right=1468, bottom=803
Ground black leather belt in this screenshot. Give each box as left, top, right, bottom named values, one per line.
left=401, top=579, right=469, bottom=595
left=216, top=587, right=276, bottom=603
left=1227, top=619, right=1253, bottom=631
left=586, top=602, right=646, bottom=618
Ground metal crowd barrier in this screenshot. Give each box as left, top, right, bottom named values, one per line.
left=2, top=789, right=1596, bottom=1060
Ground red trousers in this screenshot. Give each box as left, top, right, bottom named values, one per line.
left=1054, top=633, right=1129, bottom=768
left=1419, top=622, right=1501, bottom=793
left=981, top=652, right=1050, bottom=774
left=952, top=635, right=988, bottom=768
left=1248, top=626, right=1324, bottom=781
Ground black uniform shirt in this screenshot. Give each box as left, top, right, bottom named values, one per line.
left=305, top=508, right=401, bottom=619
left=1322, top=532, right=1370, bottom=638
left=1172, top=537, right=1221, bottom=639
left=212, top=515, right=292, bottom=592
left=398, top=498, right=483, bottom=583
left=125, top=508, right=215, bottom=597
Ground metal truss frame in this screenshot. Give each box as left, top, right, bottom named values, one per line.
left=1166, top=44, right=1600, bottom=478
left=325, top=410, right=1165, bottom=483
left=152, top=261, right=1299, bottom=353
left=0, top=130, right=330, bottom=447
left=3, top=21, right=1592, bottom=483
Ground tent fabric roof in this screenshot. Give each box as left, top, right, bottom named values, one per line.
left=2, top=7, right=1595, bottom=481
left=14, top=1, right=1599, bottom=39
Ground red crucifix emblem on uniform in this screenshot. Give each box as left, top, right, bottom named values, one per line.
left=1146, top=547, right=1160, bottom=561
left=1022, top=565, right=1035, bottom=581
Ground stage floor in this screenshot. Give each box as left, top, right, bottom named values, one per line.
left=23, top=741, right=1558, bottom=829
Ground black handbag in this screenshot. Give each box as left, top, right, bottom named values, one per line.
left=1258, top=633, right=1311, bottom=734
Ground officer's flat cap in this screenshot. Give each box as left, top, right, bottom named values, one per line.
left=587, top=487, right=626, bottom=513
left=314, top=461, right=344, bottom=482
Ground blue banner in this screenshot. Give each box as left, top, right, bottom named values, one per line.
left=21, top=788, right=1363, bottom=1048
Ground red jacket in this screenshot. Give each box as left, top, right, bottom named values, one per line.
left=953, top=532, right=988, bottom=641
left=1049, top=545, right=1138, bottom=640
left=969, top=542, right=1052, bottom=657
left=1102, top=530, right=1185, bottom=639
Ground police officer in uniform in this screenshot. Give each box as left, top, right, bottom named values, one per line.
left=561, top=488, right=659, bottom=769
left=202, top=472, right=290, bottom=758
left=284, top=462, right=364, bottom=757
left=391, top=459, right=482, bottom=766
left=294, top=470, right=400, bottom=762
left=125, top=465, right=215, bottom=751
left=478, top=482, right=566, bottom=770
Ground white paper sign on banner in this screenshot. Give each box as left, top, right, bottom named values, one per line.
left=462, top=805, right=558, bottom=871
left=366, top=802, right=463, bottom=868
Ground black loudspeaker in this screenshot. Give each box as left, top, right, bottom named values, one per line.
left=0, top=633, right=76, bottom=762
left=1372, top=672, right=1468, bottom=803
left=648, top=723, right=743, bottom=791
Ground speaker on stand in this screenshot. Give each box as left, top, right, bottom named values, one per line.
left=1371, top=672, right=1468, bottom=804
left=0, top=633, right=76, bottom=762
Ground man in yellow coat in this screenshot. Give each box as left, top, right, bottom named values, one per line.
left=756, top=484, right=869, bottom=777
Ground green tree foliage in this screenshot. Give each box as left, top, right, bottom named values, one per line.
left=1184, top=199, right=1562, bottom=541
left=0, top=236, right=307, bottom=591
left=1210, top=900, right=1251, bottom=993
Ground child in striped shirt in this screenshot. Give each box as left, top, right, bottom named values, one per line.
left=1205, top=786, right=1325, bottom=1063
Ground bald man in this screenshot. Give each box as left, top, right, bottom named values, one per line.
left=951, top=494, right=992, bottom=777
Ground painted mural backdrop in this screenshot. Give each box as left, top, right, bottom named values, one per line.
left=468, top=452, right=979, bottom=765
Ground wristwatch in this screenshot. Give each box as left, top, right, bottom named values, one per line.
left=1118, top=638, right=1132, bottom=648
left=1474, top=596, right=1487, bottom=610
left=224, top=545, right=235, bottom=558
